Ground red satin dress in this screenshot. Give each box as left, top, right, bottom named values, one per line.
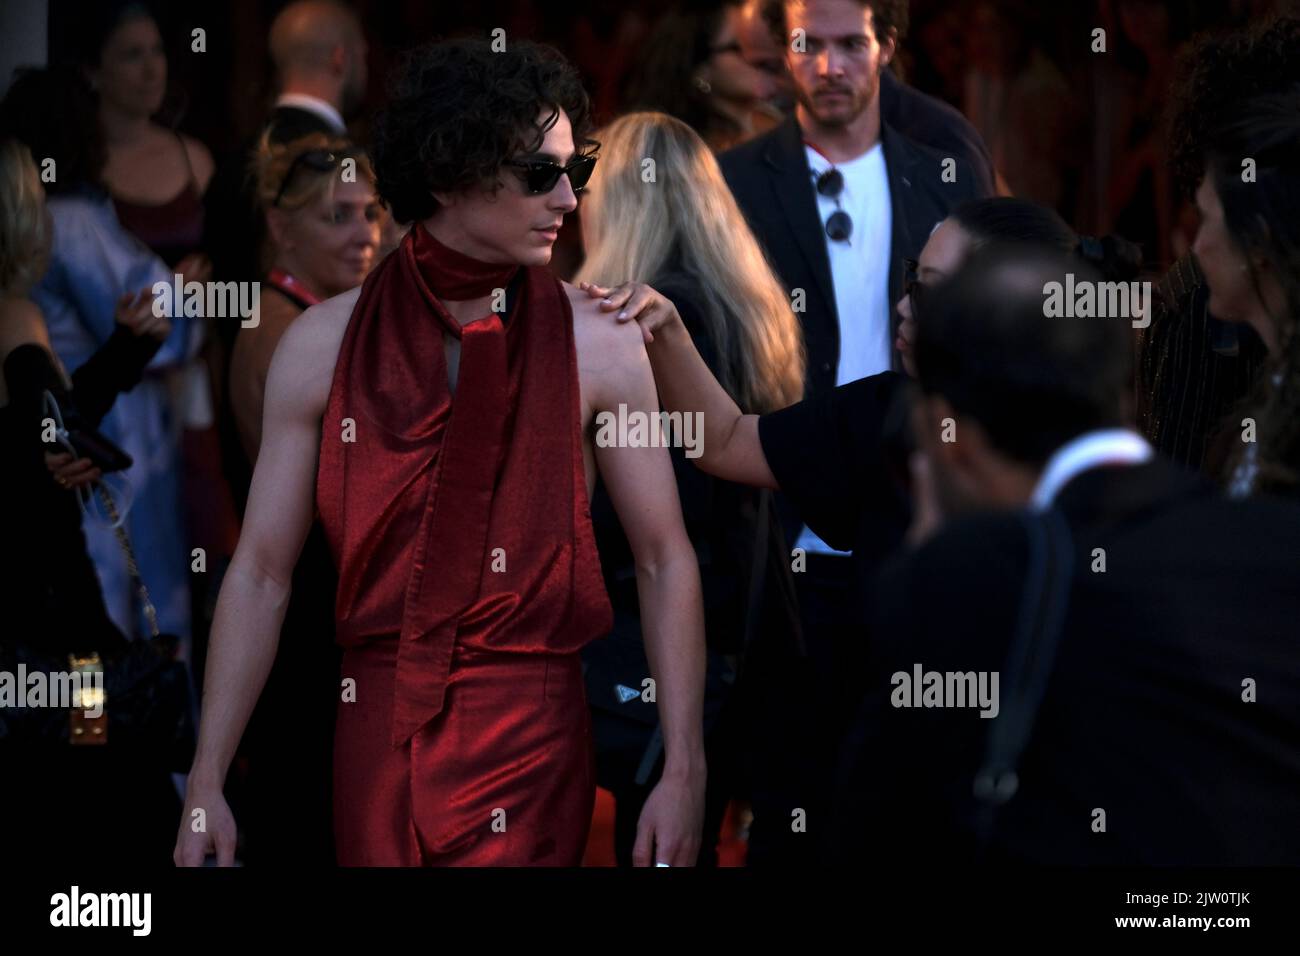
left=316, top=223, right=612, bottom=865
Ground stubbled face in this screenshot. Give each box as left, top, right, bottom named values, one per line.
left=784, top=0, right=894, bottom=129
left=273, top=178, right=381, bottom=297
left=94, top=15, right=167, bottom=117
left=896, top=219, right=973, bottom=377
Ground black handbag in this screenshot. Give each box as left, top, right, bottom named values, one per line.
left=0, top=486, right=197, bottom=772
left=583, top=489, right=772, bottom=790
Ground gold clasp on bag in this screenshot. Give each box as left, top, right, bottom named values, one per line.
left=67, top=652, right=107, bottom=746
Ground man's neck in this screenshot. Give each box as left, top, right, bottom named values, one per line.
left=795, top=94, right=881, bottom=164
left=420, top=216, right=507, bottom=324
left=277, top=79, right=342, bottom=115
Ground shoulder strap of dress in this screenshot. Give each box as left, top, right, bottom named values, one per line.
left=174, top=131, right=199, bottom=191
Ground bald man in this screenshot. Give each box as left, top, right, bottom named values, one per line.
left=266, top=0, right=368, bottom=142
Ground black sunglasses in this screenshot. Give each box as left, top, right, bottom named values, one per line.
left=815, top=167, right=853, bottom=242
left=904, top=258, right=925, bottom=312
left=504, top=154, right=598, bottom=195
left=273, top=148, right=360, bottom=207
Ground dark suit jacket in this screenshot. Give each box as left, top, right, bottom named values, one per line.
left=718, top=113, right=988, bottom=400
left=834, top=458, right=1300, bottom=865
left=880, top=69, right=995, bottom=197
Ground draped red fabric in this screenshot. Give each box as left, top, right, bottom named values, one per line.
left=316, top=222, right=612, bottom=748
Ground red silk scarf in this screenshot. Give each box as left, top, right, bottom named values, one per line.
left=316, top=222, right=612, bottom=747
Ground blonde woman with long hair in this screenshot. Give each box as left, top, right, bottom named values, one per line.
left=576, top=111, right=803, bottom=867
left=578, top=111, right=802, bottom=412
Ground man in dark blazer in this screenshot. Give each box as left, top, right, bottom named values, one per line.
left=202, top=0, right=366, bottom=285
left=716, top=0, right=986, bottom=866
left=832, top=245, right=1300, bottom=865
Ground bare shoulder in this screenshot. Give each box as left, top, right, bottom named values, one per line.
left=265, top=286, right=361, bottom=417
left=563, top=280, right=647, bottom=370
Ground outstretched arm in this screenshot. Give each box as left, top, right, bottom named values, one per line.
left=586, top=315, right=707, bottom=866
left=579, top=280, right=778, bottom=489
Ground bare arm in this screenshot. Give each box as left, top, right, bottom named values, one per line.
left=175, top=294, right=349, bottom=865
left=578, top=280, right=778, bottom=489
left=580, top=308, right=707, bottom=866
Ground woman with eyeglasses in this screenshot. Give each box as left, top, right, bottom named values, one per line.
left=624, top=0, right=782, bottom=152
left=228, top=134, right=380, bottom=474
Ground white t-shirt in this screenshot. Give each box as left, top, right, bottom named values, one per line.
left=797, top=141, right=893, bottom=557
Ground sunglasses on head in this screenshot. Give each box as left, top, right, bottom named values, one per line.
left=273, top=147, right=359, bottom=207
left=504, top=153, right=598, bottom=195
left=815, top=167, right=853, bottom=242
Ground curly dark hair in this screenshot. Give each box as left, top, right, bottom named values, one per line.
left=1167, top=16, right=1300, bottom=199
left=760, top=0, right=909, bottom=48
left=370, top=37, right=595, bottom=224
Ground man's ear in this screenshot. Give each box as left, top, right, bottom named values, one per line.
left=430, top=190, right=456, bottom=208
left=329, top=43, right=347, bottom=77
left=879, top=28, right=898, bottom=68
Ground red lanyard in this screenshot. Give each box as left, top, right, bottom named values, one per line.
left=267, top=268, right=323, bottom=308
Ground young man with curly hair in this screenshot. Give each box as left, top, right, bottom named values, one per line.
left=174, top=38, right=707, bottom=867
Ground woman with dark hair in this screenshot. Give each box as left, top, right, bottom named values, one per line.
left=624, top=0, right=781, bottom=152
left=78, top=0, right=240, bottom=636
left=896, top=196, right=1142, bottom=377
left=78, top=0, right=213, bottom=271
left=1191, top=90, right=1300, bottom=497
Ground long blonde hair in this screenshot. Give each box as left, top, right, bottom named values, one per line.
left=577, top=112, right=803, bottom=413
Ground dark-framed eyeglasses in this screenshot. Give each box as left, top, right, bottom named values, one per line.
left=815, top=167, right=853, bottom=243
left=904, top=257, right=926, bottom=312
left=504, top=153, right=598, bottom=195
left=273, top=148, right=359, bottom=208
